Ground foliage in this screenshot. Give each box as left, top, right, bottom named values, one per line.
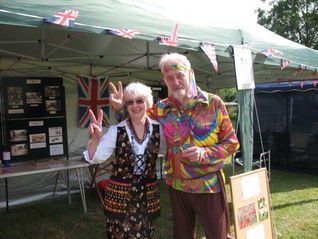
left=215, top=87, right=237, bottom=103
left=215, top=88, right=238, bottom=121
left=257, top=0, right=318, bottom=49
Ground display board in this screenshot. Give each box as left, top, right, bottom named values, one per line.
left=230, top=168, right=273, bottom=239
left=0, top=77, right=68, bottom=162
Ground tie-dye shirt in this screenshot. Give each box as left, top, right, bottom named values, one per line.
left=148, top=87, right=239, bottom=193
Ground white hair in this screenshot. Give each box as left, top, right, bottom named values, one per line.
left=159, top=53, right=191, bottom=72
left=123, top=82, right=153, bottom=107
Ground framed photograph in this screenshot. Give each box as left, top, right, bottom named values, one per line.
left=10, top=129, right=27, bottom=142
left=26, top=92, right=42, bottom=104
left=45, top=86, right=60, bottom=98
left=45, top=100, right=61, bottom=111
left=7, top=87, right=23, bottom=106
left=11, top=143, right=28, bottom=156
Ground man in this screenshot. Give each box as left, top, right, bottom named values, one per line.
left=110, top=53, right=239, bottom=239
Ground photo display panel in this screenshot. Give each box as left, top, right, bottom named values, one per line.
left=1, top=77, right=68, bottom=162
left=2, top=77, right=65, bottom=118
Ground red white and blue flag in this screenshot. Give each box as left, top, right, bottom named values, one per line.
left=294, top=64, right=306, bottom=76
left=43, top=9, right=79, bottom=28
left=280, top=58, right=289, bottom=70
left=78, top=75, right=110, bottom=128
left=157, top=23, right=179, bottom=46
left=200, top=42, right=218, bottom=73
left=106, top=28, right=141, bottom=39
left=306, top=68, right=318, bottom=79
left=260, top=48, right=284, bottom=57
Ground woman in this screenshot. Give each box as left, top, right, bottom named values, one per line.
left=83, top=82, right=166, bottom=239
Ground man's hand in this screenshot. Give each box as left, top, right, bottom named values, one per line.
left=181, top=146, right=200, bottom=163
left=109, top=81, right=124, bottom=112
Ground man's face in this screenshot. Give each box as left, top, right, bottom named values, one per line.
left=163, top=68, right=190, bottom=101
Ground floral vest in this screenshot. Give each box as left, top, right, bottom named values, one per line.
left=103, top=124, right=161, bottom=221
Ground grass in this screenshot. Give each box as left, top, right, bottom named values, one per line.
left=1, top=163, right=318, bottom=239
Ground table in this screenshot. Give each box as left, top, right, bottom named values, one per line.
left=0, top=159, right=90, bottom=213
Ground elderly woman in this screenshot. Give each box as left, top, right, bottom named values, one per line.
left=83, top=82, right=166, bottom=239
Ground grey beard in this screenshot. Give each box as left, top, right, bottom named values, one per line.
left=173, top=89, right=186, bottom=102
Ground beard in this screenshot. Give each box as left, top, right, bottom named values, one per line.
left=173, top=88, right=187, bottom=102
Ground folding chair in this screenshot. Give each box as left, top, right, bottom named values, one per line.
left=89, top=158, right=114, bottom=206
left=232, top=140, right=271, bottom=180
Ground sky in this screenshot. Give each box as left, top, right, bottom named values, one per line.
left=156, top=0, right=270, bottom=27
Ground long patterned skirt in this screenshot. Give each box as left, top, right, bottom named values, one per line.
left=105, top=179, right=157, bottom=239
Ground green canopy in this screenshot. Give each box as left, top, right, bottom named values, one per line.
left=1, top=0, right=318, bottom=173
left=1, top=0, right=318, bottom=89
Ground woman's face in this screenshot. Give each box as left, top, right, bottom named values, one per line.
left=124, top=93, right=148, bottom=120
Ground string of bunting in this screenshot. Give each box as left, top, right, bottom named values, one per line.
left=40, top=9, right=318, bottom=87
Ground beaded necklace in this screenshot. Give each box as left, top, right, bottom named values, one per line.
left=127, top=118, right=149, bottom=145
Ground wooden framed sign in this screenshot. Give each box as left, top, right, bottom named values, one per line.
left=230, top=168, right=273, bottom=239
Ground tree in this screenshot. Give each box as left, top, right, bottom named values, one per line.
left=257, top=0, right=318, bottom=50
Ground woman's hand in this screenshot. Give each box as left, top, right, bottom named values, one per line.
left=88, top=109, right=103, bottom=140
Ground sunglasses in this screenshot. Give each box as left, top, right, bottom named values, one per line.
left=124, top=98, right=145, bottom=106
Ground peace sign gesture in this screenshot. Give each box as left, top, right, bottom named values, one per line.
left=109, top=81, right=124, bottom=112
left=88, top=109, right=103, bottom=140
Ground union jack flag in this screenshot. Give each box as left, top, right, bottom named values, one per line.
left=78, top=75, right=110, bottom=128
left=306, top=68, right=318, bottom=79
left=260, top=48, right=284, bottom=57
left=106, top=29, right=141, bottom=39
left=43, top=9, right=79, bottom=28
left=280, top=58, right=289, bottom=70
left=157, top=23, right=179, bottom=46
left=294, top=64, right=307, bottom=76
left=200, top=42, right=218, bottom=73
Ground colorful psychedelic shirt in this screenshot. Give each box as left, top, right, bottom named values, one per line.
left=117, top=87, right=240, bottom=193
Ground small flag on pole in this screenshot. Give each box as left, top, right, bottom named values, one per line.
left=43, top=9, right=79, bottom=28
left=157, top=23, right=179, bottom=46
left=200, top=42, right=218, bottom=73
left=280, top=58, right=289, bottom=70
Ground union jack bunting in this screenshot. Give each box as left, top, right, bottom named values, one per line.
left=78, top=75, right=110, bottom=128
left=280, top=58, right=289, bottom=70
left=200, top=42, right=218, bottom=73
left=106, top=29, right=141, bottom=39
left=306, top=69, right=318, bottom=79
left=157, top=23, right=179, bottom=46
left=43, top=9, right=79, bottom=28
left=260, top=48, right=284, bottom=57
left=288, top=80, right=293, bottom=87
left=294, top=64, right=307, bottom=76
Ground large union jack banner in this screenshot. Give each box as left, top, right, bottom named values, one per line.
left=78, top=75, right=110, bottom=128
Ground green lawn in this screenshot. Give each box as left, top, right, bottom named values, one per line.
left=1, top=164, right=318, bottom=239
